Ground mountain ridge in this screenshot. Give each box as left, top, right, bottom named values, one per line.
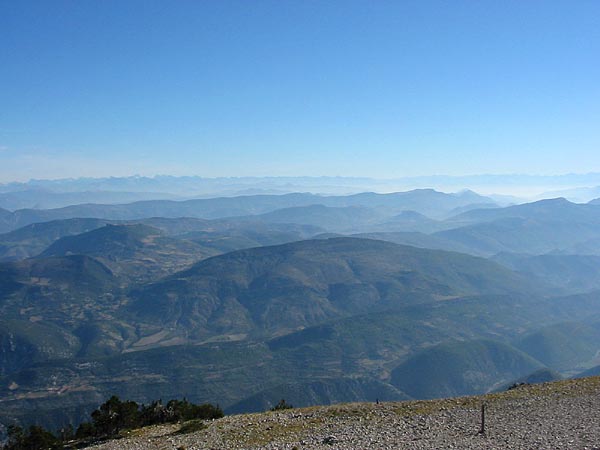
left=0, top=189, right=496, bottom=233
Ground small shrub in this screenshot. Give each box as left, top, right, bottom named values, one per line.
left=270, top=399, right=293, bottom=411
left=175, top=419, right=207, bottom=435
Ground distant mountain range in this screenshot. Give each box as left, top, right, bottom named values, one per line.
left=0, top=189, right=182, bottom=211
left=3, top=188, right=600, bottom=435
left=538, top=186, right=600, bottom=203
left=0, top=189, right=496, bottom=233
left=4, top=173, right=600, bottom=206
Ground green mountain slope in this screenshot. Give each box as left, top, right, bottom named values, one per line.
left=390, top=339, right=544, bottom=399
left=449, top=198, right=600, bottom=225
left=492, top=368, right=563, bottom=392
left=573, top=365, right=600, bottom=378
left=368, top=210, right=449, bottom=233
left=254, top=204, right=384, bottom=232
left=0, top=218, right=111, bottom=261
left=555, top=237, right=600, bottom=255
left=352, top=231, right=475, bottom=254
left=40, top=224, right=216, bottom=283
left=179, top=221, right=321, bottom=253
left=436, top=217, right=600, bottom=256
left=0, top=207, right=14, bottom=233
left=0, top=255, right=128, bottom=371
left=436, top=199, right=600, bottom=256
left=493, top=253, right=600, bottom=293
left=0, top=319, right=80, bottom=376
left=0, top=255, right=120, bottom=324
left=4, top=291, right=600, bottom=433
left=0, top=216, right=321, bottom=263
left=2, top=231, right=600, bottom=434
left=514, top=322, right=600, bottom=373
left=127, top=238, right=543, bottom=341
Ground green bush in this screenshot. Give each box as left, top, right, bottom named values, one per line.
left=90, top=395, right=140, bottom=436
left=174, top=419, right=207, bottom=435
left=270, top=399, right=294, bottom=411
left=1, top=395, right=223, bottom=448
left=4, top=425, right=60, bottom=450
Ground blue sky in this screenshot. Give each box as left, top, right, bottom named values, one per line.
left=1, top=0, right=599, bottom=181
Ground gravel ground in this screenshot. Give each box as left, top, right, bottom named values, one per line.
left=87, top=377, right=600, bottom=450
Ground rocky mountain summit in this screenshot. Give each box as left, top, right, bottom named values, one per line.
left=86, top=376, right=600, bottom=450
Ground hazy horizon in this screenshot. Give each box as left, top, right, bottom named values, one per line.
left=4, top=172, right=600, bottom=202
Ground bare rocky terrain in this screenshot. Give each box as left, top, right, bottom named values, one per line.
left=86, top=376, right=600, bottom=450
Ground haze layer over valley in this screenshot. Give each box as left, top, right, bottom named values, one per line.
left=5, top=174, right=600, bottom=210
